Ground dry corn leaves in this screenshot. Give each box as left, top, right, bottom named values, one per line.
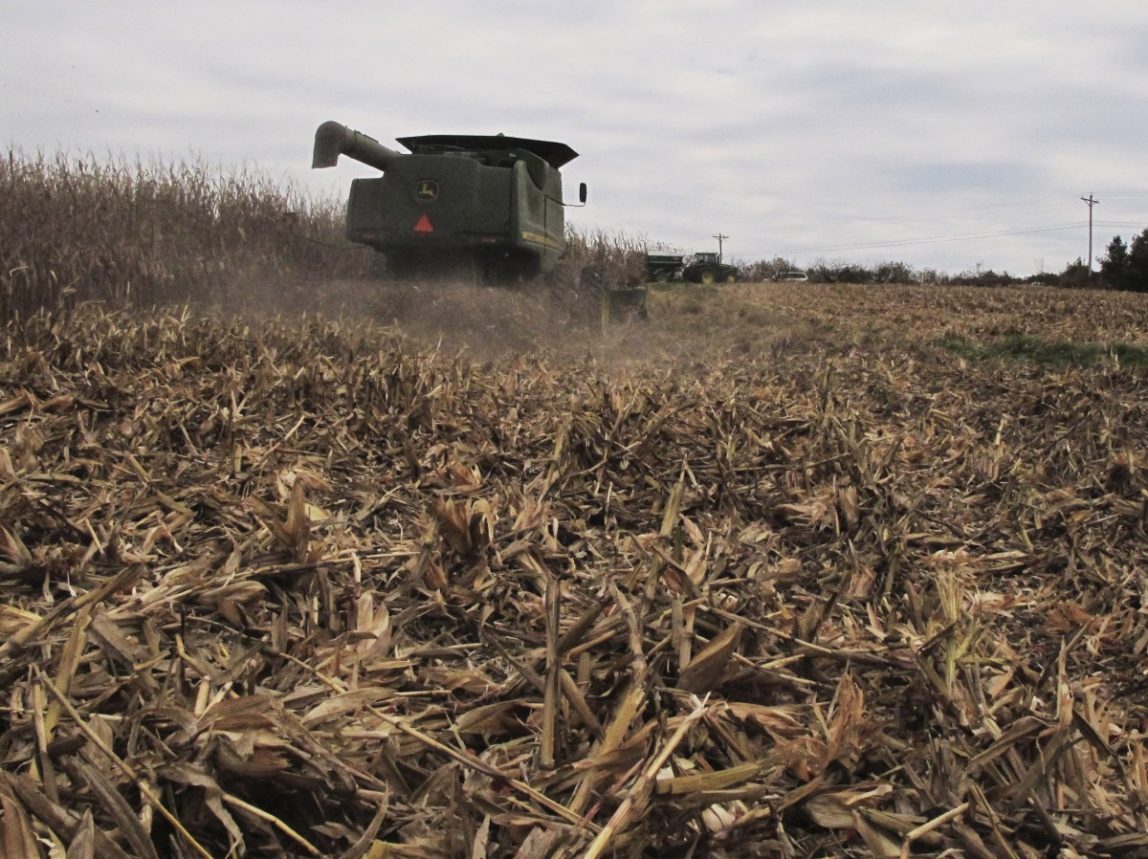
left=1, top=300, right=1148, bottom=858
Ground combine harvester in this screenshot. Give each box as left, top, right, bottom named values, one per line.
left=312, top=121, right=647, bottom=325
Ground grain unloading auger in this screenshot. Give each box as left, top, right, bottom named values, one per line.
left=312, top=120, right=647, bottom=326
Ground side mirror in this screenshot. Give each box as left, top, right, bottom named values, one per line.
left=579, top=182, right=587, bottom=204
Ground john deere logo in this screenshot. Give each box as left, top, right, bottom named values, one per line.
left=416, top=180, right=439, bottom=201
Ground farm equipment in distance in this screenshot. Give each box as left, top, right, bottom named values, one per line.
left=644, top=252, right=740, bottom=284
left=312, top=121, right=647, bottom=325
left=645, top=253, right=686, bottom=283
left=683, top=252, right=740, bottom=285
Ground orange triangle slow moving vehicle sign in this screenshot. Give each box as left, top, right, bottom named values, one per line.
left=414, top=214, right=434, bottom=234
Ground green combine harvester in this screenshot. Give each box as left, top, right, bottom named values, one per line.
left=312, top=120, right=647, bottom=324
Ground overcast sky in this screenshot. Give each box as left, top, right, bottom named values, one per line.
left=5, top=1, right=1148, bottom=275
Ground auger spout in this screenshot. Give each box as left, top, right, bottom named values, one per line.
left=312, top=121, right=401, bottom=172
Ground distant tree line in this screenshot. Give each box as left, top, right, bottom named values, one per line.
left=736, top=256, right=1049, bottom=287
left=1100, top=229, right=1148, bottom=292
left=733, top=225, right=1148, bottom=290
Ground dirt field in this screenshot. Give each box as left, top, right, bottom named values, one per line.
left=2, top=281, right=1147, bottom=857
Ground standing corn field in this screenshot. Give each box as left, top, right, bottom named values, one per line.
left=0, top=150, right=372, bottom=317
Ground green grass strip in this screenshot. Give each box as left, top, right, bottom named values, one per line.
left=938, top=333, right=1148, bottom=368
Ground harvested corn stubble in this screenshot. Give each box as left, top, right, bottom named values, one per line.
left=2, top=286, right=1148, bottom=858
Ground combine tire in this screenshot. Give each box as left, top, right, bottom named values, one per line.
left=700, top=269, right=716, bottom=286
left=578, top=263, right=610, bottom=329
left=544, top=261, right=604, bottom=328
left=546, top=262, right=649, bottom=330
left=545, top=260, right=586, bottom=325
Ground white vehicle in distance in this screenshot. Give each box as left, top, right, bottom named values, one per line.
left=775, top=270, right=809, bottom=282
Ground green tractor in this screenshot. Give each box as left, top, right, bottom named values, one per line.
left=312, top=121, right=646, bottom=323
left=682, top=252, right=739, bottom=285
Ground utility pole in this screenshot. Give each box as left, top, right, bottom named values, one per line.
left=1081, top=194, right=1099, bottom=277
left=712, top=233, right=729, bottom=263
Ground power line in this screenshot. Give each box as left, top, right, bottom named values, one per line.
left=1082, top=190, right=1148, bottom=199
left=766, top=193, right=1146, bottom=248
left=726, top=191, right=1147, bottom=263
left=775, top=222, right=1086, bottom=257
left=778, top=195, right=1094, bottom=232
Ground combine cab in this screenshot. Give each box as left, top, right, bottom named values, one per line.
left=312, top=121, right=646, bottom=323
